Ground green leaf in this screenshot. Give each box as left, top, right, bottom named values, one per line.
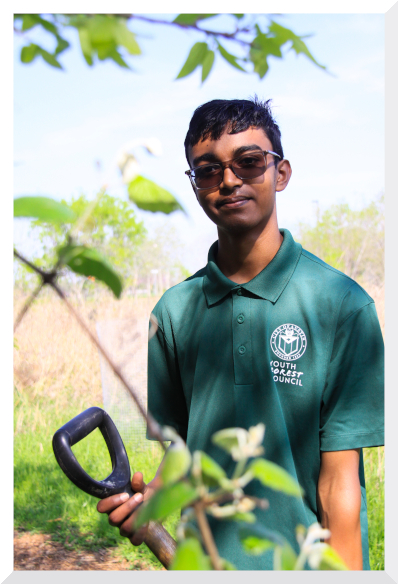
left=211, top=427, right=246, bottom=454
left=196, top=451, right=226, bottom=484
left=173, top=14, right=217, bottom=25
left=87, top=14, right=116, bottom=45
left=239, top=523, right=285, bottom=551
left=35, top=15, right=58, bottom=35
left=170, top=538, right=211, bottom=570
left=160, top=443, right=192, bottom=486
left=108, top=49, right=129, bottom=69
left=240, top=524, right=297, bottom=568
left=318, top=546, right=348, bottom=570
left=250, top=48, right=269, bottom=79
left=57, top=244, right=123, bottom=298
left=176, top=42, right=209, bottom=79
left=38, top=48, right=62, bottom=69
left=274, top=542, right=297, bottom=570
left=14, top=196, right=76, bottom=223
left=249, top=458, right=304, bottom=497
left=78, top=27, right=93, bottom=65
left=230, top=512, right=256, bottom=523
left=20, top=44, right=40, bottom=64
left=114, top=19, right=141, bottom=55
left=128, top=175, right=184, bottom=214
left=216, top=41, right=246, bottom=72
left=252, top=32, right=283, bottom=58
left=241, top=535, right=276, bottom=555
left=201, top=49, right=215, bottom=82
left=268, top=21, right=326, bottom=70
left=21, top=14, right=40, bottom=31
left=291, top=37, right=326, bottom=69
left=134, top=482, right=198, bottom=528
left=96, top=41, right=117, bottom=61
left=232, top=14, right=245, bottom=19
left=55, top=35, right=70, bottom=56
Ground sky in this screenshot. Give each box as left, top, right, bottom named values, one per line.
left=13, top=13, right=385, bottom=273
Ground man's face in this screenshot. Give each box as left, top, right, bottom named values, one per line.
left=187, top=127, right=291, bottom=235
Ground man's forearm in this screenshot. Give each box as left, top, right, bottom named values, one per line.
left=317, top=449, right=363, bottom=570
left=317, top=487, right=362, bottom=570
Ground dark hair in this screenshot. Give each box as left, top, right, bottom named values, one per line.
left=184, top=97, right=284, bottom=166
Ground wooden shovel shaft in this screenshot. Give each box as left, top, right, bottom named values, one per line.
left=145, top=521, right=177, bottom=569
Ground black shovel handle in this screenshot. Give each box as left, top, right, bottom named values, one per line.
left=52, top=407, right=176, bottom=568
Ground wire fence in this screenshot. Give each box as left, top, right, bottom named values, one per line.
left=96, top=318, right=149, bottom=447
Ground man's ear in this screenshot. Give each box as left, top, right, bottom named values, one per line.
left=275, top=159, right=292, bottom=192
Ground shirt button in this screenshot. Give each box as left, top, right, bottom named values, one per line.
left=237, top=288, right=242, bottom=296
left=237, top=314, right=245, bottom=324
left=238, top=345, right=246, bottom=355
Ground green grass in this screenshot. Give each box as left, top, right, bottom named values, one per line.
left=14, top=386, right=179, bottom=570
left=364, top=446, right=385, bottom=570
left=14, top=386, right=384, bottom=570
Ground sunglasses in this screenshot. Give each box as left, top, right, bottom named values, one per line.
left=185, top=150, right=281, bottom=190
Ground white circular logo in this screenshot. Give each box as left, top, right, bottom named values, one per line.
left=270, top=323, right=307, bottom=361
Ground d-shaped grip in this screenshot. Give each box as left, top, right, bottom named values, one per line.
left=52, top=407, right=177, bottom=569
left=52, top=406, right=133, bottom=498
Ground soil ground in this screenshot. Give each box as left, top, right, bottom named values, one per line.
left=14, top=530, right=161, bottom=571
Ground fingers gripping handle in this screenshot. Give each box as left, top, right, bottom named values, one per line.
left=52, top=407, right=176, bottom=568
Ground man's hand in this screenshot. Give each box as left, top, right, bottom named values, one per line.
left=97, top=471, right=158, bottom=546
left=317, top=449, right=362, bottom=570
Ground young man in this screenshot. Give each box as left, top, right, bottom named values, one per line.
left=97, top=98, right=384, bottom=570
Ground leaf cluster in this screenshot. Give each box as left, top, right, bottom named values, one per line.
left=128, top=423, right=347, bottom=570
left=15, top=14, right=326, bottom=82
left=14, top=14, right=140, bottom=69
left=174, top=16, right=325, bottom=83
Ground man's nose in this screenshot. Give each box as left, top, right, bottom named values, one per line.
left=220, top=165, right=243, bottom=190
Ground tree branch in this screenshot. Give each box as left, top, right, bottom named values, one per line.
left=194, top=502, right=223, bottom=570
left=126, top=15, right=253, bottom=47
left=13, top=248, right=166, bottom=450
left=14, top=281, right=44, bottom=332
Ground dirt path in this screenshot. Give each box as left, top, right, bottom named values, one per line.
left=14, top=530, right=161, bottom=571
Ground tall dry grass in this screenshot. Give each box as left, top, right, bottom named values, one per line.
left=13, top=289, right=160, bottom=434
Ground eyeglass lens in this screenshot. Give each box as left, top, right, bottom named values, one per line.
left=193, top=152, right=266, bottom=189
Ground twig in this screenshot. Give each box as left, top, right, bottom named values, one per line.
left=14, top=281, right=44, bottom=333
left=194, top=502, right=223, bottom=570
left=14, top=249, right=55, bottom=332
left=49, top=279, right=166, bottom=450
left=128, top=14, right=253, bottom=47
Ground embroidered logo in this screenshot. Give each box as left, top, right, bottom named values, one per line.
left=270, top=323, right=307, bottom=361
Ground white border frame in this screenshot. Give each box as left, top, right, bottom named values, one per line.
left=5, top=1, right=396, bottom=582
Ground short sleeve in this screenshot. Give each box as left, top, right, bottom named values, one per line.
left=320, top=300, right=384, bottom=451
left=146, top=304, right=189, bottom=442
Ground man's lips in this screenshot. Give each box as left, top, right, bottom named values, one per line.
left=216, top=196, right=252, bottom=209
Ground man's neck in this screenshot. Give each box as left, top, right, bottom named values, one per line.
left=216, top=220, right=283, bottom=284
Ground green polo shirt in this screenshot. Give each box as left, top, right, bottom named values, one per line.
left=147, top=228, right=384, bottom=570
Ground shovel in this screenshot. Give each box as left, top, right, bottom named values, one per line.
left=52, top=406, right=176, bottom=569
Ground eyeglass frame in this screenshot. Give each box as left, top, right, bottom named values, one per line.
left=185, top=149, right=282, bottom=190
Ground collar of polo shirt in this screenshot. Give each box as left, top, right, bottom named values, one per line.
left=203, top=229, right=302, bottom=306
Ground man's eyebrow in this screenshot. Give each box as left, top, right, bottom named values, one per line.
left=192, top=144, right=263, bottom=167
